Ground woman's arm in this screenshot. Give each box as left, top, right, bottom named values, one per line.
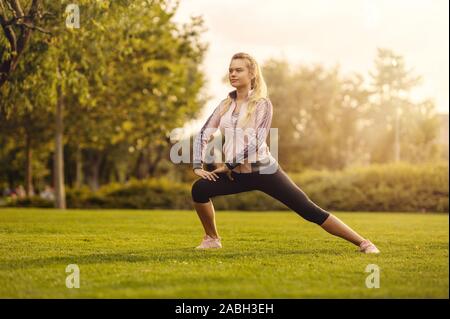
left=192, top=101, right=224, bottom=171
left=225, top=99, right=273, bottom=170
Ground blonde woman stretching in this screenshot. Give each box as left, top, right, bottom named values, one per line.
left=191, top=52, right=379, bottom=254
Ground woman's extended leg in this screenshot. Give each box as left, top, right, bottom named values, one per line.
left=319, top=214, right=364, bottom=246
left=257, top=167, right=377, bottom=251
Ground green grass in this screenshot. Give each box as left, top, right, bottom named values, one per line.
left=0, top=208, right=448, bottom=298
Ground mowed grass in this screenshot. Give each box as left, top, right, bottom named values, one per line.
left=0, top=208, right=448, bottom=298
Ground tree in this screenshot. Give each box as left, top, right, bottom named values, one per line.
left=368, top=48, right=439, bottom=164
left=0, top=33, right=54, bottom=196
left=0, top=0, right=51, bottom=88
left=1, top=0, right=208, bottom=201
left=58, top=0, right=207, bottom=190
left=263, top=59, right=370, bottom=171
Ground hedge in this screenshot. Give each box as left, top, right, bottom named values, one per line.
left=2, top=161, right=448, bottom=213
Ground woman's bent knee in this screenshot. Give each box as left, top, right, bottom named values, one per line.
left=191, top=178, right=210, bottom=203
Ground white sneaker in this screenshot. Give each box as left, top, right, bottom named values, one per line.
left=195, top=234, right=222, bottom=249
left=359, top=239, right=380, bottom=254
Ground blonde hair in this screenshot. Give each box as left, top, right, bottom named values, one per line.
left=219, top=52, right=268, bottom=127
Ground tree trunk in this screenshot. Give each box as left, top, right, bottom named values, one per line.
left=116, top=161, right=128, bottom=184
left=90, top=163, right=100, bottom=191
left=86, top=150, right=103, bottom=191
left=25, top=132, right=34, bottom=196
left=148, top=145, right=165, bottom=176
left=54, top=80, right=66, bottom=209
left=394, top=105, right=401, bottom=162
left=135, top=148, right=150, bottom=179
left=75, top=146, right=83, bottom=188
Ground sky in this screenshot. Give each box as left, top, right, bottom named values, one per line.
left=173, top=0, right=449, bottom=135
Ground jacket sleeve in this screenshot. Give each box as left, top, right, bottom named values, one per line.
left=192, top=101, right=223, bottom=170
left=225, top=99, right=273, bottom=170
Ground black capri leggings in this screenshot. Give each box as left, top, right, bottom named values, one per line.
left=191, top=166, right=330, bottom=225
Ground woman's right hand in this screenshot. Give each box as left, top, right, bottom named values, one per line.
left=193, top=168, right=220, bottom=181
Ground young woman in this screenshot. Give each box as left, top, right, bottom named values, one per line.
left=191, top=52, right=380, bottom=254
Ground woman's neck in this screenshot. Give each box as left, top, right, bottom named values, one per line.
left=235, top=85, right=252, bottom=102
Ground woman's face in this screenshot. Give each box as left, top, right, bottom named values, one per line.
left=228, top=58, right=253, bottom=89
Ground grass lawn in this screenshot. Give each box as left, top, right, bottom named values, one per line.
left=0, top=208, right=448, bottom=298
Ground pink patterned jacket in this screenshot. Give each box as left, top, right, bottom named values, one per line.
left=193, top=89, right=278, bottom=174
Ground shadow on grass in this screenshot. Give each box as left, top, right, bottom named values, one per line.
left=0, top=247, right=353, bottom=271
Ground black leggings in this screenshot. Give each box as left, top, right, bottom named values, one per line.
left=191, top=166, right=330, bottom=225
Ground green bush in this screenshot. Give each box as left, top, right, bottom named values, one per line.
left=290, top=161, right=449, bottom=213
left=3, top=196, right=54, bottom=208
left=3, top=162, right=448, bottom=212
left=66, top=178, right=193, bottom=210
